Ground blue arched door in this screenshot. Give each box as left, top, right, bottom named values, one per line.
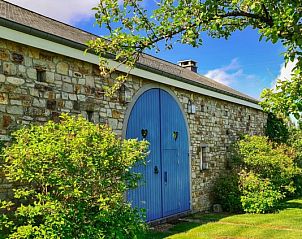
left=126, top=88, right=190, bottom=221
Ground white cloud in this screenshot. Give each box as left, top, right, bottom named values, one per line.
left=271, top=59, right=298, bottom=88
left=8, top=0, right=97, bottom=24
left=205, top=58, right=250, bottom=86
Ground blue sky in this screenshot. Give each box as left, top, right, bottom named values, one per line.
left=8, top=0, right=292, bottom=99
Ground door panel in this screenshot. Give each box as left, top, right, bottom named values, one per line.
left=126, top=88, right=190, bottom=221
left=162, top=149, right=180, bottom=216
left=160, top=90, right=190, bottom=217
left=126, top=89, right=162, bottom=221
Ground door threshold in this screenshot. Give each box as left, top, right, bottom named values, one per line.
left=148, top=210, right=192, bottom=226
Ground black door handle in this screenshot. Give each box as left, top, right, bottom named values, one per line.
left=154, top=166, right=159, bottom=174
left=164, top=172, right=167, bottom=183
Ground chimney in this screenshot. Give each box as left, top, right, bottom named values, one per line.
left=178, top=60, right=198, bottom=73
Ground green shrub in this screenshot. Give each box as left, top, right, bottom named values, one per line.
left=237, top=135, right=300, bottom=196
left=288, top=127, right=302, bottom=162
left=212, top=173, right=242, bottom=212
left=239, top=171, right=284, bottom=213
left=234, top=135, right=301, bottom=213
left=265, top=113, right=289, bottom=143
left=0, top=114, right=148, bottom=238
left=287, top=128, right=302, bottom=196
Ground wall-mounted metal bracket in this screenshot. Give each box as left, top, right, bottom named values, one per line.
left=173, top=131, right=178, bottom=141
left=141, top=129, right=148, bottom=139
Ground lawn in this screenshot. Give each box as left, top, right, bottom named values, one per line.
left=141, top=198, right=302, bottom=239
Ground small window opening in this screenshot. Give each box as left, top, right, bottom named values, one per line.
left=86, top=111, right=94, bottom=122
left=37, top=69, right=46, bottom=82
left=200, top=145, right=209, bottom=171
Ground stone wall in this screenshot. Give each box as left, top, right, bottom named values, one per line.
left=0, top=38, right=267, bottom=211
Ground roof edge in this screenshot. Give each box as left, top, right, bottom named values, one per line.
left=0, top=17, right=260, bottom=106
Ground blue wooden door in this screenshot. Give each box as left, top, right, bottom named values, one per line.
left=160, top=90, right=190, bottom=217
left=126, top=89, right=190, bottom=221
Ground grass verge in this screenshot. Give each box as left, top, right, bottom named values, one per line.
left=140, top=198, right=302, bottom=239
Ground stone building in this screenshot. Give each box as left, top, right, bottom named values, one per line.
left=0, top=1, right=266, bottom=221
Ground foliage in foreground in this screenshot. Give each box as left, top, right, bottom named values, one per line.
left=265, top=112, right=289, bottom=144
left=287, top=127, right=302, bottom=196
left=0, top=114, right=148, bottom=238
left=238, top=135, right=301, bottom=213
left=212, top=173, right=242, bottom=213
left=214, top=135, right=301, bottom=213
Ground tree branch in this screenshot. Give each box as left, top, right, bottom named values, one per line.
left=218, top=10, right=274, bottom=27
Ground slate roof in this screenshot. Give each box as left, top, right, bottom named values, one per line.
left=0, top=0, right=259, bottom=104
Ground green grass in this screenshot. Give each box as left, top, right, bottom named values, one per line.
left=140, top=198, right=302, bottom=239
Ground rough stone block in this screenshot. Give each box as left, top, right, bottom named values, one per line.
left=62, top=83, right=73, bottom=93
left=24, top=56, right=33, bottom=67
left=54, top=73, right=61, bottom=81
left=45, top=91, right=55, bottom=100
left=7, top=77, right=25, bottom=86
left=2, top=115, right=12, bottom=128
left=7, top=106, right=23, bottom=115
left=69, top=94, right=77, bottom=101
left=77, top=95, right=86, bottom=102
left=73, top=101, right=80, bottom=111
left=57, top=100, right=64, bottom=108
left=62, top=76, right=71, bottom=83
left=45, top=71, right=55, bottom=83
left=112, top=110, right=121, bottom=119
left=108, top=118, right=118, bottom=129
left=0, top=105, right=6, bottom=112
left=17, top=65, right=27, bottom=78
left=78, top=78, right=85, bottom=85
left=0, top=93, right=8, bottom=104
left=3, top=62, right=16, bottom=76
left=27, top=68, right=37, bottom=80
left=0, top=74, right=5, bottom=83
left=33, top=98, right=46, bottom=108
left=10, top=100, right=22, bottom=105
left=29, top=88, right=39, bottom=97
left=0, top=49, right=9, bottom=61
left=74, top=84, right=81, bottom=94
left=85, top=76, right=95, bottom=87
left=62, top=92, right=69, bottom=100
left=56, top=62, right=69, bottom=75
left=71, top=78, right=77, bottom=84
left=65, top=101, right=73, bottom=109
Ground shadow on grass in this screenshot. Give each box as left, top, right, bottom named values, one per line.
left=140, top=213, right=231, bottom=239
left=141, top=198, right=302, bottom=239
left=277, top=198, right=302, bottom=210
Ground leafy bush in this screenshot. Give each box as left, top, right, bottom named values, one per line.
left=265, top=113, right=289, bottom=143
left=239, top=171, right=284, bottom=213
left=0, top=114, right=148, bottom=238
left=287, top=128, right=302, bottom=196
left=236, top=135, right=301, bottom=213
left=212, top=173, right=242, bottom=212
left=288, top=128, right=302, bottom=162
